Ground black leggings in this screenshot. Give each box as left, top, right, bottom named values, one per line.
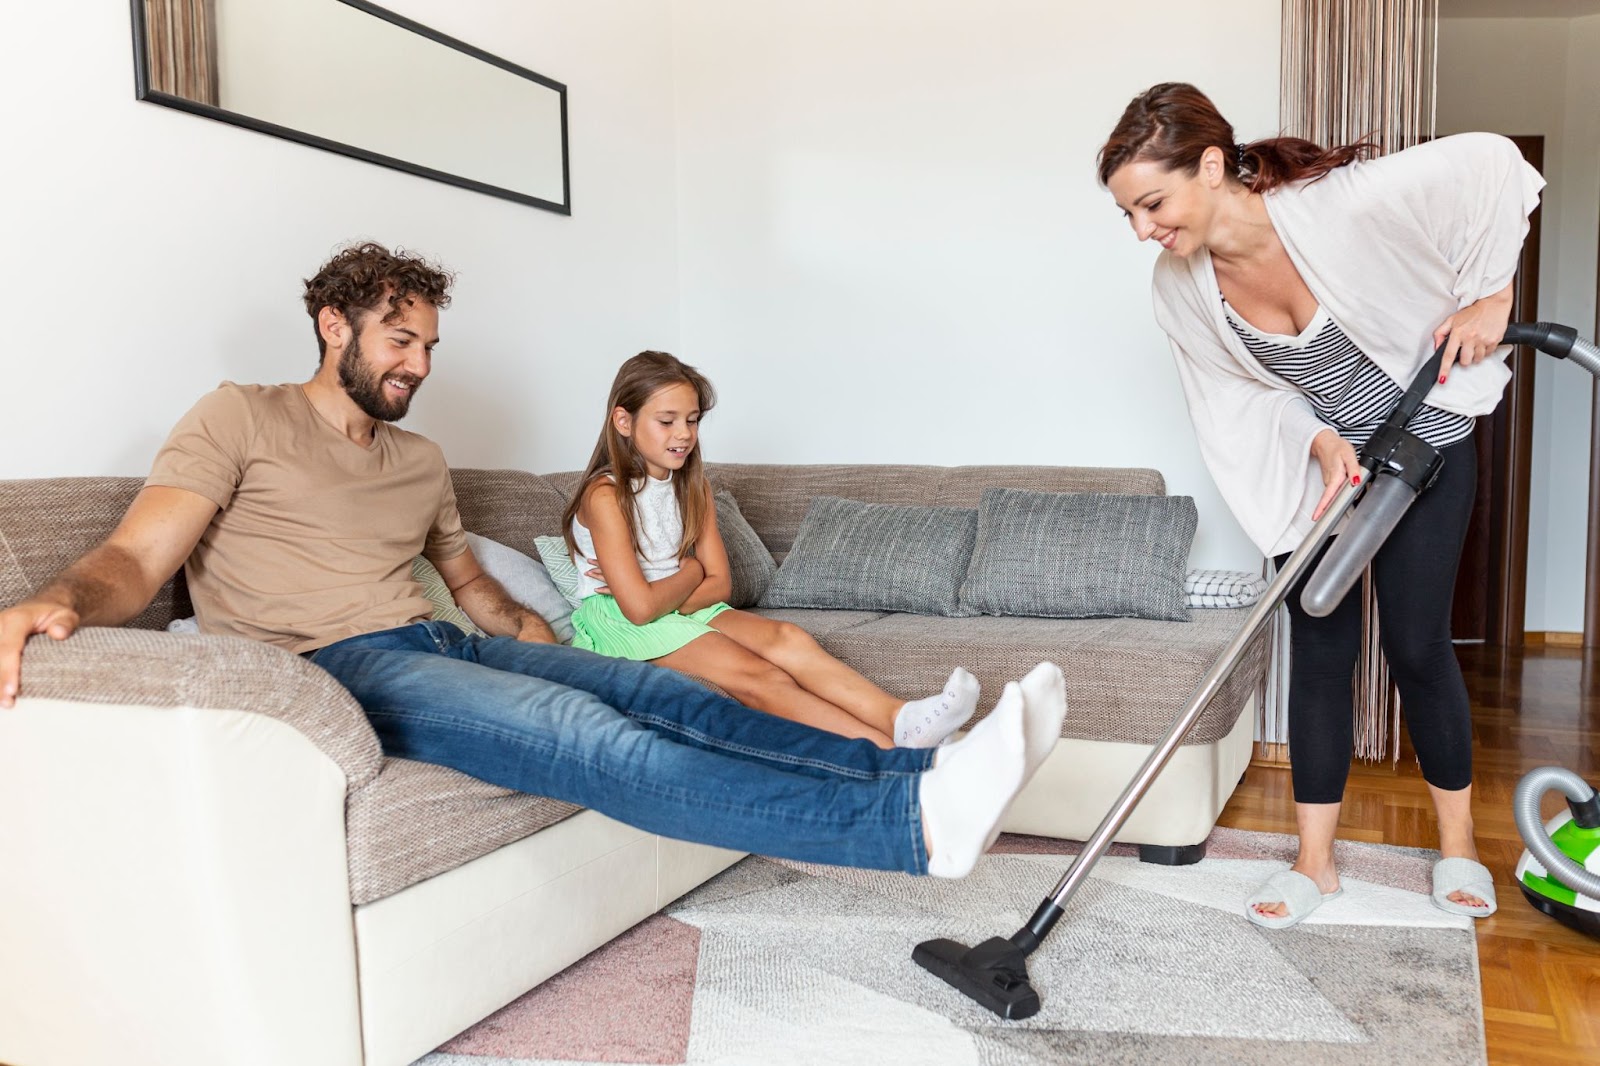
left=1274, top=437, right=1476, bottom=804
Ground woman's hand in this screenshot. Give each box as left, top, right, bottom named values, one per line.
left=1434, top=281, right=1515, bottom=383
left=1310, top=429, right=1362, bottom=521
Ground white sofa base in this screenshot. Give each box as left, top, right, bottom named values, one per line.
left=0, top=697, right=742, bottom=1066
left=355, top=812, right=741, bottom=1066
left=1002, top=695, right=1256, bottom=847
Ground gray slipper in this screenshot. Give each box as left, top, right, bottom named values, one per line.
left=1244, top=870, right=1343, bottom=930
left=1431, top=857, right=1497, bottom=917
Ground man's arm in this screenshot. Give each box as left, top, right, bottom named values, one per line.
left=0, top=486, right=220, bottom=708
left=432, top=547, right=557, bottom=644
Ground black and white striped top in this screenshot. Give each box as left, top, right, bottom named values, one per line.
left=1223, top=300, right=1474, bottom=450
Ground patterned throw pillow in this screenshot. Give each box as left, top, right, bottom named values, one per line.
left=1184, top=569, right=1268, bottom=609
left=714, top=489, right=777, bottom=608
left=759, top=497, right=979, bottom=616
left=412, top=556, right=486, bottom=635
left=533, top=535, right=585, bottom=608
left=958, top=488, right=1195, bottom=621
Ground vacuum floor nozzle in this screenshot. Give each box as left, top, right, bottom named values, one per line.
left=912, top=936, right=1041, bottom=1020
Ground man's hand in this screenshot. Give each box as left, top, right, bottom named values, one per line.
left=0, top=600, right=80, bottom=708
left=435, top=547, right=558, bottom=641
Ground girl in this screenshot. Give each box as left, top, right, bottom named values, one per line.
left=562, top=351, right=981, bottom=749
left=1098, top=83, right=1542, bottom=927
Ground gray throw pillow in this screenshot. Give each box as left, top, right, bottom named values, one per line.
left=759, top=496, right=978, bottom=616
left=959, top=489, right=1195, bottom=621
left=714, top=489, right=777, bottom=608
left=467, top=532, right=577, bottom=643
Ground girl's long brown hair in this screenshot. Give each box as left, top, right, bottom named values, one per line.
left=1096, top=82, right=1378, bottom=194
left=562, top=351, right=718, bottom=563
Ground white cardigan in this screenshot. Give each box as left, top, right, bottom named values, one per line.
left=1151, top=132, right=1545, bottom=557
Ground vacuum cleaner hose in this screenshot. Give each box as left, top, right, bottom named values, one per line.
left=1513, top=766, right=1600, bottom=898
left=1300, top=471, right=1416, bottom=617
left=1568, top=336, right=1600, bottom=377
left=1501, top=321, right=1600, bottom=376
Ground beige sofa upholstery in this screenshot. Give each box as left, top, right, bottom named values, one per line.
left=0, top=462, right=1266, bottom=1066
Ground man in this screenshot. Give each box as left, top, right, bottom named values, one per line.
left=0, top=242, right=1065, bottom=878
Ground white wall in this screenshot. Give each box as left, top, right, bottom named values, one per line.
left=3, top=0, right=1281, bottom=571
left=1438, top=16, right=1600, bottom=632
left=668, top=0, right=1281, bottom=568
left=0, top=0, right=680, bottom=481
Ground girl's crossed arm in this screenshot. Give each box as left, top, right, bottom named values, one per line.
left=679, top=504, right=733, bottom=614
left=580, top=480, right=704, bottom=626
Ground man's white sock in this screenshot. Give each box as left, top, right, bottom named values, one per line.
left=894, top=667, right=980, bottom=748
left=1017, top=661, right=1068, bottom=784
left=920, top=684, right=1025, bottom=878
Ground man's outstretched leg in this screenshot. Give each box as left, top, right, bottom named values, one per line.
left=309, top=623, right=1056, bottom=877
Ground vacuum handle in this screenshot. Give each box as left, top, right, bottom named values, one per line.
left=1502, top=321, right=1600, bottom=377
left=1300, top=471, right=1416, bottom=617
left=1300, top=319, right=1600, bottom=619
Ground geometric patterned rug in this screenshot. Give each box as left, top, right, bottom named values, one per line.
left=413, top=828, right=1485, bottom=1066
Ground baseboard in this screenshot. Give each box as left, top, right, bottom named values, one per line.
left=1251, top=741, right=1290, bottom=768
left=1525, top=631, right=1584, bottom=647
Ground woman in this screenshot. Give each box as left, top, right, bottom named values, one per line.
left=1097, top=82, right=1543, bottom=927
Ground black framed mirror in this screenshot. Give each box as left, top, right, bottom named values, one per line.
left=130, top=0, right=570, bottom=214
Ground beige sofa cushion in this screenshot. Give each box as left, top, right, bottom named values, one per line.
left=345, top=758, right=581, bottom=906
left=758, top=607, right=1263, bottom=747
left=0, top=477, right=192, bottom=630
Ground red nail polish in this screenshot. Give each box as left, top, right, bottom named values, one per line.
left=1352, top=475, right=1361, bottom=485
left=1439, top=375, right=1447, bottom=384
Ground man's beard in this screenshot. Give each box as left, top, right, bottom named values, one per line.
left=337, top=333, right=421, bottom=422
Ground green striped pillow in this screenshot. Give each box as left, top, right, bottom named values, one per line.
left=412, top=556, right=486, bottom=635
left=533, top=535, right=585, bottom=608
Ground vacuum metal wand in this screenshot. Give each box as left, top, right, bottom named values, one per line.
left=1019, top=475, right=1365, bottom=941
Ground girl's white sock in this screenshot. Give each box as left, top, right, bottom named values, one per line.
left=1017, top=661, right=1068, bottom=784
left=920, top=684, right=1026, bottom=878
left=894, top=667, right=980, bottom=748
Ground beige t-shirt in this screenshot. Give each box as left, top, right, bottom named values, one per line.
left=146, top=382, right=469, bottom=654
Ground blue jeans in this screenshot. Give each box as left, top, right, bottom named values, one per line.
left=308, top=622, right=935, bottom=872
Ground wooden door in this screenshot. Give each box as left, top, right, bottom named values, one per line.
left=1451, top=135, right=1542, bottom=646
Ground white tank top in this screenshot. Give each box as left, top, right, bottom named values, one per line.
left=569, top=473, right=684, bottom=600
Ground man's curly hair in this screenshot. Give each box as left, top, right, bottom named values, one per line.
left=302, top=242, right=455, bottom=360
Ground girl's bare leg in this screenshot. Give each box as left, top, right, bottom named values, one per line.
left=652, top=631, right=893, bottom=747
left=708, top=610, right=902, bottom=732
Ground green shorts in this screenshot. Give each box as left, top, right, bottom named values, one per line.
left=569, top=594, right=733, bottom=661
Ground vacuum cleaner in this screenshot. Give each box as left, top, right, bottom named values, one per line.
left=914, top=320, right=1600, bottom=1019
left=1514, top=766, right=1600, bottom=939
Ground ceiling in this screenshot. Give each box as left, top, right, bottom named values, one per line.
left=1440, top=0, right=1600, bottom=16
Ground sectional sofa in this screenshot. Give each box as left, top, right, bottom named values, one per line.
left=0, top=463, right=1266, bottom=1066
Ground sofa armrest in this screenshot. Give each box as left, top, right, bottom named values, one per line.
left=0, top=628, right=375, bottom=1066
left=18, top=626, right=384, bottom=790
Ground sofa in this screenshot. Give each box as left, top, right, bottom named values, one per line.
left=0, top=462, right=1266, bottom=1066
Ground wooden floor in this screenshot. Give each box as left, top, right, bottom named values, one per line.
left=1214, top=643, right=1600, bottom=1066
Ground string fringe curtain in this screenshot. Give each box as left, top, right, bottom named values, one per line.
left=1280, top=0, right=1438, bottom=156
left=143, top=0, right=219, bottom=106
left=1274, top=0, right=1438, bottom=763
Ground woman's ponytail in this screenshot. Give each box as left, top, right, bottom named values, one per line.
left=1099, top=82, right=1375, bottom=192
